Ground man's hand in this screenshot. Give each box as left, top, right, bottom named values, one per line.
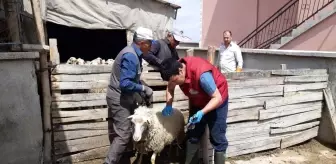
left=143, top=85, right=153, bottom=98
left=162, top=105, right=173, bottom=116
left=189, top=110, right=204, bottom=124
left=236, top=67, right=242, bottom=72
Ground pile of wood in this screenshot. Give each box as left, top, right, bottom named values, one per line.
left=50, top=63, right=328, bottom=163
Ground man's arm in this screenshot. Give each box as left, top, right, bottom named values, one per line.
left=199, top=71, right=223, bottom=114
left=234, top=46, right=243, bottom=71
left=119, top=53, right=143, bottom=92
left=142, top=40, right=162, bottom=67
left=166, top=82, right=176, bottom=106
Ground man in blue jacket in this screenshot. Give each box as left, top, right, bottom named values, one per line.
left=104, top=27, right=154, bottom=164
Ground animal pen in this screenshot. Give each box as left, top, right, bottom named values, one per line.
left=48, top=44, right=335, bottom=164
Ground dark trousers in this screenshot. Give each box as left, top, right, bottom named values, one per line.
left=187, top=98, right=229, bottom=152
left=104, top=96, right=136, bottom=164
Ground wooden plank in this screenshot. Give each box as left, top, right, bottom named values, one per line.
left=285, top=75, right=328, bottom=83
left=226, top=129, right=270, bottom=142
left=53, top=109, right=107, bottom=123
left=52, top=93, right=106, bottom=102
left=240, top=91, right=283, bottom=98
left=229, top=85, right=283, bottom=99
left=284, top=82, right=327, bottom=92
left=52, top=73, right=110, bottom=82
left=52, top=99, right=188, bottom=110
left=227, top=121, right=259, bottom=129
left=227, top=123, right=270, bottom=137
left=280, top=126, right=319, bottom=148
left=228, top=77, right=284, bottom=87
left=264, top=92, right=323, bottom=109
left=53, top=122, right=108, bottom=131
left=283, top=90, right=322, bottom=97
left=56, top=146, right=109, bottom=163
left=227, top=107, right=261, bottom=123
left=228, top=107, right=263, bottom=117
left=52, top=88, right=187, bottom=103
left=224, top=70, right=272, bottom=80
left=270, top=109, right=322, bottom=128
left=229, top=97, right=278, bottom=110
left=259, top=102, right=322, bottom=120
left=271, top=69, right=327, bottom=76
left=54, top=135, right=109, bottom=155
left=52, top=72, right=161, bottom=82
left=52, top=81, right=108, bottom=90
left=271, top=121, right=320, bottom=134
left=322, top=88, right=336, bottom=141
left=227, top=137, right=281, bottom=157
left=54, top=130, right=108, bottom=142
left=52, top=100, right=107, bottom=109
left=52, top=64, right=112, bottom=74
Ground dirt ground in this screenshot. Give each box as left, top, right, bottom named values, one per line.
left=227, top=139, right=336, bottom=164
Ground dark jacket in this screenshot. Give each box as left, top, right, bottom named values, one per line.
left=142, top=38, right=179, bottom=68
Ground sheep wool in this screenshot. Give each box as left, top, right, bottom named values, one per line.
left=132, top=105, right=185, bottom=154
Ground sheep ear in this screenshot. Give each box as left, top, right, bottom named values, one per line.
left=127, top=115, right=134, bottom=119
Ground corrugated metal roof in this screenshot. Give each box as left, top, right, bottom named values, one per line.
left=154, top=0, right=181, bottom=9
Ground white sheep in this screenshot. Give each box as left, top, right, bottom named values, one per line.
left=106, top=59, right=114, bottom=65
left=76, top=58, right=85, bottom=65
left=128, top=105, right=185, bottom=164
left=66, top=57, right=77, bottom=64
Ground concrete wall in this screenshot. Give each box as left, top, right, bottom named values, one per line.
left=201, top=0, right=290, bottom=48
left=0, top=52, right=43, bottom=164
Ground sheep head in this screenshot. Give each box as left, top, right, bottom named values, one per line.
left=128, top=114, right=150, bottom=142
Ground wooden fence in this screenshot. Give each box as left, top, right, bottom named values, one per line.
left=50, top=61, right=328, bottom=163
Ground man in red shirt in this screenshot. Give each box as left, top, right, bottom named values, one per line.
left=160, top=57, right=229, bottom=164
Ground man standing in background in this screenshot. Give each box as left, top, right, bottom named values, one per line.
left=216, top=30, right=243, bottom=73
left=142, top=29, right=185, bottom=69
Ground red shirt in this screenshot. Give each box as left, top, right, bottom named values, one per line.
left=179, top=56, right=228, bottom=108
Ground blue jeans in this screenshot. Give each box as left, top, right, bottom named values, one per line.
left=187, top=98, right=229, bottom=152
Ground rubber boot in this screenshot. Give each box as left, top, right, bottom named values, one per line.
left=214, top=151, right=226, bottom=164
left=184, top=141, right=200, bottom=164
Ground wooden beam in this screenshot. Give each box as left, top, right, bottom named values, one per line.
left=229, top=96, right=278, bottom=110
left=322, top=88, right=336, bottom=141
left=53, top=121, right=108, bottom=131
left=54, top=135, right=110, bottom=155
left=52, top=99, right=188, bottom=110
left=52, top=88, right=187, bottom=103
left=271, top=69, right=327, bottom=76
left=259, top=102, right=322, bottom=120
left=49, top=38, right=60, bottom=65
left=227, top=137, right=281, bottom=157
left=54, top=130, right=109, bottom=142
left=228, top=77, right=284, bottom=87
left=269, top=109, right=321, bottom=128
left=229, top=85, right=283, bottom=99
left=284, top=75, right=328, bottom=83
left=271, top=121, right=320, bottom=134
left=227, top=107, right=261, bottom=123
left=264, top=92, right=323, bottom=109
left=284, top=82, right=327, bottom=92
left=280, top=127, right=319, bottom=148
left=56, top=146, right=109, bottom=163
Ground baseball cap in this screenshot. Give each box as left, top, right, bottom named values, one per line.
left=169, top=29, right=185, bottom=42
left=135, top=27, right=154, bottom=40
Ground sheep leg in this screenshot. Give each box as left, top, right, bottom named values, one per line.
left=137, top=152, right=143, bottom=164
left=150, top=152, right=156, bottom=164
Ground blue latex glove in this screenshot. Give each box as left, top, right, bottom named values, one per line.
left=189, top=110, right=204, bottom=124
left=162, top=105, right=173, bottom=116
